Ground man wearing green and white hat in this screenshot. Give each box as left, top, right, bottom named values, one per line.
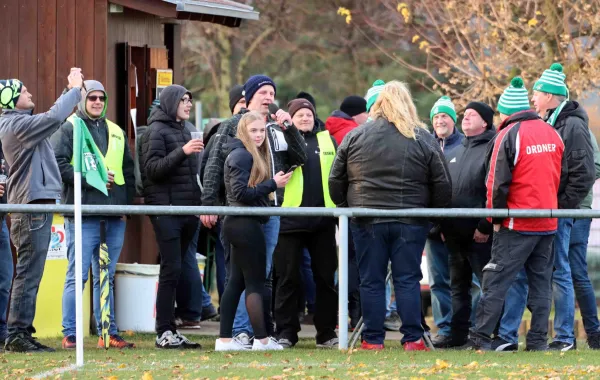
left=497, top=65, right=596, bottom=352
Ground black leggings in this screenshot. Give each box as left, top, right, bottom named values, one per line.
left=220, top=216, right=268, bottom=339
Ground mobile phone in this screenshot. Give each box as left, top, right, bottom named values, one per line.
left=286, top=165, right=298, bottom=174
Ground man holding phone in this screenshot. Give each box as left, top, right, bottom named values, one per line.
left=0, top=68, right=85, bottom=352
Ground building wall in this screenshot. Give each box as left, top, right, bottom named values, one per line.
left=0, top=0, right=107, bottom=112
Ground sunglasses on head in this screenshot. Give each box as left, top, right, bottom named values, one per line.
left=88, top=95, right=106, bottom=102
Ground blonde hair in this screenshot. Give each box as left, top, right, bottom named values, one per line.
left=236, top=111, right=274, bottom=200
left=369, top=81, right=427, bottom=139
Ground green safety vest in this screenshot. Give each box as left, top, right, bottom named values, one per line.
left=68, top=115, right=126, bottom=185
left=282, top=130, right=336, bottom=208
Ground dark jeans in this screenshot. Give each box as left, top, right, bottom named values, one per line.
left=471, top=228, right=554, bottom=349
left=175, top=224, right=209, bottom=321
left=150, top=215, right=199, bottom=336
left=0, top=216, right=14, bottom=342
left=300, top=249, right=316, bottom=314
left=445, top=234, right=491, bottom=338
left=569, top=218, right=600, bottom=335
left=7, top=212, right=52, bottom=338
left=351, top=221, right=428, bottom=344
left=273, top=223, right=338, bottom=344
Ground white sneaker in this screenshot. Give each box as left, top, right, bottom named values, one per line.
left=215, top=338, right=251, bottom=351
left=252, top=337, right=283, bottom=351
left=233, top=333, right=253, bottom=349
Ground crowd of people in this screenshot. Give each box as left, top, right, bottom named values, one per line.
left=0, top=61, right=599, bottom=353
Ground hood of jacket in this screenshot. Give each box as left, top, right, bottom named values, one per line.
left=547, top=101, right=588, bottom=128
left=223, top=138, right=246, bottom=157
left=77, top=80, right=107, bottom=120
left=148, top=85, right=191, bottom=125
left=325, top=110, right=358, bottom=135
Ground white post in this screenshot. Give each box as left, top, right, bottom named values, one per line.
left=338, top=215, right=349, bottom=349
left=74, top=172, right=84, bottom=366
left=195, top=101, right=203, bottom=131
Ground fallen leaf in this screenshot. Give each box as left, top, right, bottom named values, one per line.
left=464, top=361, right=479, bottom=369
left=283, top=368, right=294, bottom=373
left=118, top=364, right=127, bottom=369
left=141, top=372, right=153, bottom=380
left=199, top=356, right=210, bottom=361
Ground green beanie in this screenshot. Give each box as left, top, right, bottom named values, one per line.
left=430, top=96, right=457, bottom=123
left=533, top=63, right=568, bottom=97
left=0, top=79, right=23, bottom=109
left=365, top=79, right=385, bottom=112
left=497, top=76, right=530, bottom=116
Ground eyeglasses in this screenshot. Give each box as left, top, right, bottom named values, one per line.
left=181, top=98, right=193, bottom=105
left=87, top=95, right=106, bottom=102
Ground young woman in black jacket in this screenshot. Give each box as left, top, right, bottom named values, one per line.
left=215, top=111, right=291, bottom=351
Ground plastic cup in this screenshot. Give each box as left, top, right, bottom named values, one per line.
left=191, top=132, right=203, bottom=142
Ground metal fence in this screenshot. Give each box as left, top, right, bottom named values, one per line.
left=2, top=204, right=600, bottom=356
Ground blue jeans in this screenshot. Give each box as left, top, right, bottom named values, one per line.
left=499, top=218, right=575, bottom=344
left=231, top=216, right=279, bottom=336
left=0, top=216, right=14, bottom=341
left=351, top=221, right=428, bottom=344
left=301, top=248, right=316, bottom=314
left=570, top=218, right=600, bottom=335
left=8, top=213, right=53, bottom=338
left=62, top=217, right=126, bottom=337
left=426, top=238, right=452, bottom=336
left=175, top=224, right=213, bottom=321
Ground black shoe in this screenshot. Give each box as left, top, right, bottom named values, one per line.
left=5, top=334, right=41, bottom=353
left=430, top=334, right=450, bottom=346
left=383, top=311, right=401, bottom=331
left=491, top=337, right=518, bottom=352
left=588, top=332, right=600, bottom=350
left=525, top=344, right=548, bottom=351
left=548, top=340, right=576, bottom=351
left=432, top=334, right=467, bottom=349
left=30, top=337, right=56, bottom=352
left=465, top=337, right=491, bottom=351
left=174, top=331, right=202, bottom=349
left=200, top=305, right=218, bottom=321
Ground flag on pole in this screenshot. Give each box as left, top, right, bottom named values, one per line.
left=72, top=116, right=109, bottom=195
left=99, top=221, right=111, bottom=350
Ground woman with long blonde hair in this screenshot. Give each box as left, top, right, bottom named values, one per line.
left=215, top=111, right=291, bottom=351
left=329, top=81, right=452, bottom=351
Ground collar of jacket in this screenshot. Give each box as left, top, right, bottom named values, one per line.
left=435, top=126, right=461, bottom=144
left=498, top=110, right=540, bottom=131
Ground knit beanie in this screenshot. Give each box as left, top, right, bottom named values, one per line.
left=365, top=79, right=385, bottom=112
left=228, top=84, right=244, bottom=113
left=287, top=98, right=316, bottom=118
left=296, top=91, right=316, bottom=108
left=430, top=96, right=457, bottom=123
left=465, top=101, right=494, bottom=129
left=497, top=77, right=530, bottom=116
left=243, top=75, right=276, bottom=104
left=0, top=79, right=23, bottom=109
left=533, top=63, right=568, bottom=97
left=340, top=95, right=367, bottom=117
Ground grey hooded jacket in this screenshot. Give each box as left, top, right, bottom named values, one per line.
left=0, top=87, right=81, bottom=204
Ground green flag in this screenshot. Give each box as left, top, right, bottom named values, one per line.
left=72, top=116, right=109, bottom=196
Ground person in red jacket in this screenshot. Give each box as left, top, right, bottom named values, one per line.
left=325, top=96, right=368, bottom=145
left=469, top=77, right=566, bottom=351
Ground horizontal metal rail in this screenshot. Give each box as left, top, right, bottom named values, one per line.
left=0, top=204, right=599, bottom=218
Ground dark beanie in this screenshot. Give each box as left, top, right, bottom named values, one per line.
left=287, top=98, right=316, bottom=118
left=0, top=79, right=24, bottom=109
left=243, top=75, right=276, bottom=104
left=340, top=95, right=367, bottom=117
left=296, top=91, right=316, bottom=108
left=465, top=101, right=494, bottom=129
left=228, top=84, right=244, bottom=113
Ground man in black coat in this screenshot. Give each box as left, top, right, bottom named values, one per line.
left=140, top=85, right=204, bottom=349
left=435, top=102, right=495, bottom=349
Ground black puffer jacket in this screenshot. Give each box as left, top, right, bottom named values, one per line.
left=441, top=129, right=495, bottom=237
left=224, top=139, right=277, bottom=220
left=547, top=101, right=595, bottom=209
left=141, top=85, right=201, bottom=206
left=329, top=118, right=452, bottom=225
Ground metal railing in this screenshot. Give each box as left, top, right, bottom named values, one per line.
left=2, top=204, right=598, bottom=358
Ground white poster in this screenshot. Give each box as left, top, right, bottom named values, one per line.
left=47, top=214, right=67, bottom=260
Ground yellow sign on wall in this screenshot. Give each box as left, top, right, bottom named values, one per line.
left=157, top=70, right=173, bottom=87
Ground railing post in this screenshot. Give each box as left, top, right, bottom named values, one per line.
left=338, top=214, right=349, bottom=349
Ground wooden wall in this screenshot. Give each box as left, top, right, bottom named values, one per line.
left=0, top=0, right=107, bottom=113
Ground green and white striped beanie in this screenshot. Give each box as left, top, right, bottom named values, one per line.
left=430, top=96, right=456, bottom=123
left=365, top=79, right=385, bottom=112
left=497, top=76, right=530, bottom=116
left=533, top=63, right=568, bottom=97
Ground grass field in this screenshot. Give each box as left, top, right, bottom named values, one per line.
left=2, top=334, right=600, bottom=379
